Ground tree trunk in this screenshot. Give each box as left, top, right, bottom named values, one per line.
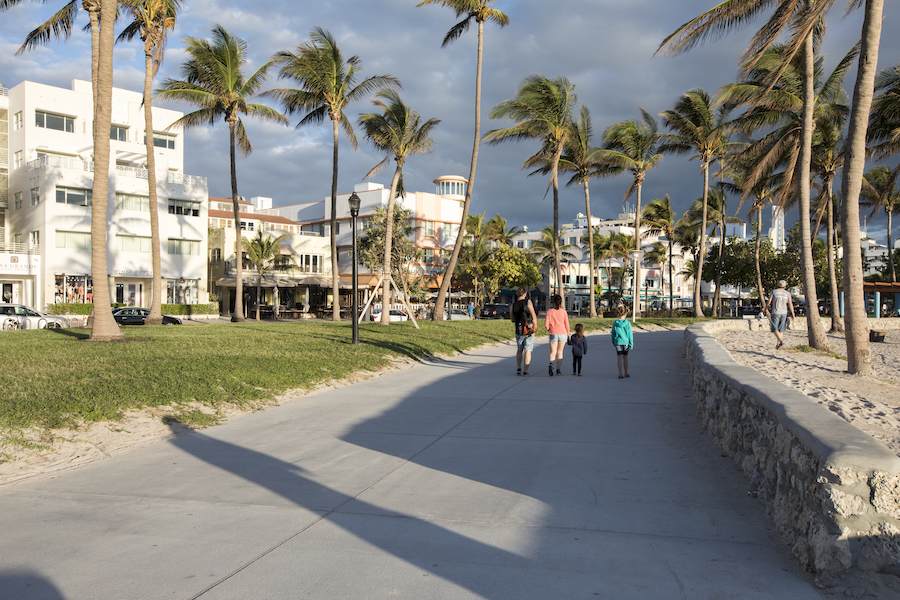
left=256, top=270, right=262, bottom=322
left=381, top=166, right=402, bottom=325
left=88, top=0, right=124, bottom=341
left=434, top=20, right=485, bottom=322
left=668, top=240, right=674, bottom=317
left=799, top=31, right=829, bottom=350
left=229, top=117, right=245, bottom=322
left=551, top=143, right=565, bottom=307
left=888, top=208, right=896, bottom=283
left=583, top=181, right=597, bottom=318
left=144, top=44, right=164, bottom=326
left=754, top=205, right=765, bottom=315
left=714, top=220, right=725, bottom=316
left=694, top=164, right=709, bottom=317
left=825, top=177, right=844, bottom=332
left=330, top=118, right=341, bottom=322
left=632, top=181, right=642, bottom=319
left=840, top=0, right=882, bottom=376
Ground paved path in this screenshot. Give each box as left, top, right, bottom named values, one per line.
left=0, top=330, right=825, bottom=599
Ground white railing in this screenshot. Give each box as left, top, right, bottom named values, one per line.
left=116, top=164, right=149, bottom=180
left=0, top=85, right=7, bottom=96
left=0, top=148, right=7, bottom=166
left=168, top=172, right=208, bottom=188
left=0, top=190, right=7, bottom=208
left=27, top=154, right=94, bottom=173
left=0, top=242, right=39, bottom=254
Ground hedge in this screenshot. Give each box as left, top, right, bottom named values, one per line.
left=47, top=303, right=218, bottom=316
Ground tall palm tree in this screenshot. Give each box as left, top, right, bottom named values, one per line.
left=358, top=90, right=440, bottom=325
left=597, top=109, right=664, bottom=317
left=812, top=122, right=845, bottom=331
left=417, top=0, right=509, bottom=321
left=642, top=195, right=677, bottom=316
left=692, top=186, right=744, bottom=316
left=868, top=63, right=900, bottom=161
left=156, top=25, right=289, bottom=323
left=485, top=74, right=577, bottom=304
left=117, top=0, right=180, bottom=326
left=3, top=0, right=123, bottom=340
left=839, top=0, right=885, bottom=375
left=485, top=214, right=520, bottom=246
left=263, top=27, right=400, bottom=322
left=241, top=230, right=294, bottom=322
left=860, top=165, right=900, bottom=283
left=659, top=89, right=734, bottom=317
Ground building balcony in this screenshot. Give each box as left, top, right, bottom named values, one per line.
left=0, top=242, right=40, bottom=255
left=27, top=155, right=207, bottom=188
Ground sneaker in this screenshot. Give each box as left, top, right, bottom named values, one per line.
left=556, top=369, right=561, bottom=375
left=548, top=364, right=554, bottom=376
left=517, top=368, right=522, bottom=376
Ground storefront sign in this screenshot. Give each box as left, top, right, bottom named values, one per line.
left=0, top=254, right=40, bottom=275
left=113, top=269, right=152, bottom=277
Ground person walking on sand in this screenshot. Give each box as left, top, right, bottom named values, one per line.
left=611, top=304, right=633, bottom=379
left=511, top=287, right=537, bottom=375
left=545, top=294, right=570, bottom=376
left=568, top=323, right=588, bottom=376
left=765, top=279, right=795, bottom=350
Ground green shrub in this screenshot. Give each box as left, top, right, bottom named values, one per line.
left=160, top=303, right=219, bottom=316
left=46, top=303, right=94, bottom=315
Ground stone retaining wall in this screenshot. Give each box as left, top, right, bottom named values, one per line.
left=685, top=320, right=900, bottom=576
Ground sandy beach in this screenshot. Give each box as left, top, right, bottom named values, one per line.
left=714, top=326, right=900, bottom=458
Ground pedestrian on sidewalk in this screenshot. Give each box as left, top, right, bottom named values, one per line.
left=611, top=304, right=633, bottom=379
left=511, top=287, right=537, bottom=375
left=568, top=323, right=588, bottom=376
left=765, top=279, right=795, bottom=350
left=545, top=294, right=570, bottom=376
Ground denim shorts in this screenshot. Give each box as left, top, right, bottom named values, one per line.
left=516, top=334, right=535, bottom=352
left=770, top=313, right=789, bottom=333
left=615, top=345, right=630, bottom=356
left=548, top=333, right=567, bottom=344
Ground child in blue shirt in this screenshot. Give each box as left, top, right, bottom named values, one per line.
left=610, top=305, right=633, bottom=379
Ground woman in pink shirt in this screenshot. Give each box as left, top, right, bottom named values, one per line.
left=544, top=294, right=570, bottom=376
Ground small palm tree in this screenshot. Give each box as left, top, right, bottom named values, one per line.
left=242, top=231, right=294, bottom=322
left=117, top=0, right=180, bottom=326
left=486, top=75, right=577, bottom=302
left=860, top=165, right=900, bottom=283
left=156, top=25, right=289, bottom=323
left=642, top=195, right=677, bottom=316
left=358, top=90, right=440, bottom=325
left=529, top=226, right=578, bottom=295
left=264, top=27, right=400, bottom=322
left=467, top=212, right=489, bottom=244
left=485, top=214, right=520, bottom=246
left=417, top=0, right=509, bottom=321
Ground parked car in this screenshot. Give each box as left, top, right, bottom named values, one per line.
left=446, top=308, right=470, bottom=321
left=370, top=309, right=409, bottom=322
left=480, top=303, right=510, bottom=319
left=0, top=304, right=69, bottom=329
left=112, top=307, right=182, bottom=325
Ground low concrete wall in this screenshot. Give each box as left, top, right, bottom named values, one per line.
left=685, top=320, right=900, bottom=576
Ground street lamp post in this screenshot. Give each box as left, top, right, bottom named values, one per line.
left=349, top=192, right=361, bottom=345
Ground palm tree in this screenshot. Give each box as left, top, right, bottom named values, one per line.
left=117, top=0, right=180, bottom=326
left=457, top=237, right=491, bottom=309
left=529, top=226, right=578, bottom=295
left=417, top=0, right=509, bottom=322
left=3, top=0, right=123, bottom=340
left=358, top=90, right=440, bottom=325
left=242, top=230, right=294, bottom=322
left=812, top=122, right=845, bottom=331
left=485, top=214, right=520, bottom=246
left=643, top=241, right=669, bottom=311
left=263, top=27, right=400, bottom=322
left=868, top=63, right=900, bottom=161
left=691, top=186, right=744, bottom=316
left=467, top=212, right=489, bottom=244
left=156, top=25, right=288, bottom=323
left=485, top=74, right=577, bottom=304
left=597, top=109, right=664, bottom=317
left=642, top=195, right=677, bottom=316
left=659, top=89, right=734, bottom=317
left=860, top=166, right=900, bottom=283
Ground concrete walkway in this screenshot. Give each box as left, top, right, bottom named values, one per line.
left=0, top=330, right=825, bottom=599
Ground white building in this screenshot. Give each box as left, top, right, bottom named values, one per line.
left=1, top=79, right=209, bottom=310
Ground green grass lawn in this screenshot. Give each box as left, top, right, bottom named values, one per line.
left=0, top=316, right=705, bottom=441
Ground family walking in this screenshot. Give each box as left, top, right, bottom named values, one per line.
left=511, top=289, right=633, bottom=379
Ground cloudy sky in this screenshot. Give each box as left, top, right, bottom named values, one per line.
left=2, top=0, right=899, bottom=242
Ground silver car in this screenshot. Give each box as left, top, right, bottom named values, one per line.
left=0, top=304, right=69, bottom=330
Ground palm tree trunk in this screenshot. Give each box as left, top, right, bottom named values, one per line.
left=434, top=19, right=485, bottom=322
left=888, top=208, right=896, bottom=283
left=330, top=118, right=341, bottom=322
left=840, top=0, right=882, bottom=375
left=667, top=240, right=674, bottom=317
left=583, top=182, right=596, bottom=318
left=633, top=182, right=642, bottom=318
left=256, top=270, right=262, bottom=322
left=798, top=31, right=829, bottom=350
left=694, top=164, right=709, bottom=317
left=228, top=117, right=245, bottom=322
left=755, top=205, right=765, bottom=316
left=552, top=144, right=565, bottom=307
left=143, top=45, right=163, bottom=326
left=88, top=0, right=123, bottom=341
left=825, top=178, right=844, bottom=332
left=381, top=167, right=402, bottom=325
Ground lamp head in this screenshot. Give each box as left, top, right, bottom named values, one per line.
left=348, top=192, right=361, bottom=217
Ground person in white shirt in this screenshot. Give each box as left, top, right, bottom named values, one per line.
left=765, top=280, right=795, bottom=350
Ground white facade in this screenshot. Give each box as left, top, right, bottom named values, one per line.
left=1, top=79, right=209, bottom=310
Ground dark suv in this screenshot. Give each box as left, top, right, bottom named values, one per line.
left=480, top=303, right=510, bottom=319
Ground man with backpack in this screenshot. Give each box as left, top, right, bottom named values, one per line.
left=511, top=287, right=538, bottom=376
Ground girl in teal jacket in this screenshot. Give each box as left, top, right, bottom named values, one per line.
left=610, top=305, right=633, bottom=378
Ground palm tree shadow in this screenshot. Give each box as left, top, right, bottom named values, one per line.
left=0, top=570, right=66, bottom=600
left=168, top=425, right=533, bottom=597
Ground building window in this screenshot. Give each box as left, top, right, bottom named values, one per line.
left=562, top=275, right=570, bottom=284
left=56, top=187, right=92, bottom=206
left=424, top=221, right=434, bottom=236
left=14, top=234, right=23, bottom=246
left=517, top=240, right=524, bottom=248
left=569, top=237, right=577, bottom=246
left=110, top=125, right=128, bottom=142
left=30, top=188, right=40, bottom=206
left=211, top=248, right=222, bottom=263
left=167, top=278, right=198, bottom=304
left=55, top=231, right=91, bottom=249
left=298, top=254, right=323, bottom=273
left=576, top=275, right=588, bottom=285
left=167, top=239, right=201, bottom=255
left=13, top=111, right=23, bottom=130
left=423, top=248, right=434, bottom=264
left=118, top=235, right=151, bottom=253
left=29, top=231, right=40, bottom=248
left=239, top=221, right=255, bottom=231
left=145, top=132, right=176, bottom=149
left=168, top=199, right=200, bottom=216
left=55, top=274, right=93, bottom=304
left=13, top=151, right=23, bottom=169
left=35, top=110, right=75, bottom=132
left=115, top=193, right=150, bottom=212
left=440, top=250, right=450, bottom=265
left=13, top=192, right=22, bottom=210
left=442, top=223, right=452, bottom=240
